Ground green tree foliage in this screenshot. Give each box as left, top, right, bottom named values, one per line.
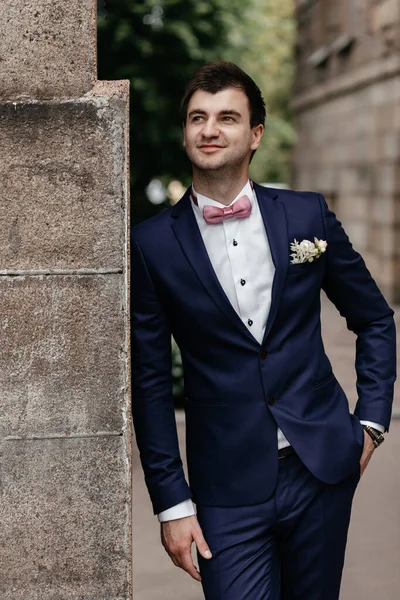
left=222, top=0, right=296, bottom=184
left=98, top=0, right=243, bottom=222
left=97, top=0, right=295, bottom=219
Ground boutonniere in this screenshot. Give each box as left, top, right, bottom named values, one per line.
left=290, top=238, right=327, bottom=264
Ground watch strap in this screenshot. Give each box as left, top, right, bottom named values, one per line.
left=362, top=425, right=385, bottom=448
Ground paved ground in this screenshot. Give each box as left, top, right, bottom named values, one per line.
left=132, top=296, right=400, bottom=599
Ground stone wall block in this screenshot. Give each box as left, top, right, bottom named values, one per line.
left=343, top=221, right=368, bottom=252
left=0, top=0, right=96, bottom=99
left=312, top=168, right=337, bottom=196
left=372, top=196, right=394, bottom=225
left=375, top=103, right=397, bottom=132
left=369, top=223, right=392, bottom=258
left=376, top=164, right=400, bottom=196
left=370, top=0, right=400, bottom=33
left=0, top=82, right=129, bottom=271
left=0, top=436, right=131, bottom=599
left=0, top=274, right=126, bottom=438
left=338, top=168, right=359, bottom=195
left=394, top=102, right=400, bottom=130
left=381, top=132, right=400, bottom=162
left=393, top=196, right=400, bottom=224
left=348, top=195, right=369, bottom=221
left=381, top=226, right=400, bottom=258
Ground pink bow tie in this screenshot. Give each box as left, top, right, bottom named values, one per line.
left=202, top=195, right=252, bottom=225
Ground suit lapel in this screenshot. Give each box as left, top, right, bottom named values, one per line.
left=253, top=184, right=289, bottom=343
left=171, top=190, right=257, bottom=342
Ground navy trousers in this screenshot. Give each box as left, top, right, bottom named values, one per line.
left=197, top=454, right=360, bottom=600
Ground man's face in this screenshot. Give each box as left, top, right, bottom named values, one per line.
left=183, top=87, right=263, bottom=174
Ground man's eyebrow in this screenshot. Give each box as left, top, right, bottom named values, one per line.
left=219, top=110, right=242, bottom=118
left=187, top=109, right=242, bottom=118
left=188, top=109, right=207, bottom=118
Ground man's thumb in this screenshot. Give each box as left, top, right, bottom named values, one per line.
left=195, top=533, right=212, bottom=559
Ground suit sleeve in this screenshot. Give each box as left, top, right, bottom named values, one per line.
left=131, top=231, right=192, bottom=514
left=319, top=194, right=396, bottom=430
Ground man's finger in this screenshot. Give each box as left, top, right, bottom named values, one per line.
left=169, top=554, right=179, bottom=567
left=359, top=430, right=376, bottom=476
left=179, top=551, right=202, bottom=581
left=193, top=529, right=212, bottom=559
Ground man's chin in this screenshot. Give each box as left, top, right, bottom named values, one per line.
left=188, top=150, right=248, bottom=174
left=191, top=158, right=227, bottom=172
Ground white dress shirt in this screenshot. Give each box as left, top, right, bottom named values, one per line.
left=158, top=181, right=384, bottom=522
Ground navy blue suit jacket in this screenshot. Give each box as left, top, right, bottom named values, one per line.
left=131, top=184, right=396, bottom=514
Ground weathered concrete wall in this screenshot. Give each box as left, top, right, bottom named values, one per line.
left=0, top=0, right=96, bottom=99
left=0, top=2, right=131, bottom=599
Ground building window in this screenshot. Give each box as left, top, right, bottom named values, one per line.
left=307, top=0, right=355, bottom=68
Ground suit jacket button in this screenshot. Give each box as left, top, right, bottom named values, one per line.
left=268, top=395, right=276, bottom=406
left=260, top=349, right=268, bottom=359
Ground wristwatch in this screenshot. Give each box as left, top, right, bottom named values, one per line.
left=362, top=425, right=385, bottom=448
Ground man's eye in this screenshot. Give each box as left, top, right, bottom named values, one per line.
left=192, top=116, right=204, bottom=122
left=222, top=116, right=234, bottom=122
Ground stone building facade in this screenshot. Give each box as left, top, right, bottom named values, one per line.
left=292, top=0, right=400, bottom=300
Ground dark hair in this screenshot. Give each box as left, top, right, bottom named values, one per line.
left=181, top=61, right=266, bottom=128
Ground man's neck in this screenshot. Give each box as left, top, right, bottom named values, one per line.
left=192, top=171, right=250, bottom=206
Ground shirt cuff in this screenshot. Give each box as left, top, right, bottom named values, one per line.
left=158, top=499, right=196, bottom=523
left=359, top=420, right=385, bottom=433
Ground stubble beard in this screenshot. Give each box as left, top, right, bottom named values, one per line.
left=187, top=145, right=251, bottom=183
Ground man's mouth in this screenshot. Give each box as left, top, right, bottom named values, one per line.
left=199, top=144, right=224, bottom=152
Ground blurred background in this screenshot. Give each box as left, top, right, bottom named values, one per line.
left=97, top=0, right=295, bottom=225
left=98, top=1, right=400, bottom=598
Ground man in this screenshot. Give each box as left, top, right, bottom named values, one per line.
left=131, top=62, right=396, bottom=599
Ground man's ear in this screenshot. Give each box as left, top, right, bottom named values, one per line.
left=250, top=124, right=264, bottom=151
left=183, top=123, right=186, bottom=148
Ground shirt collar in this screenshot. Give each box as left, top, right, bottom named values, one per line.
left=191, top=180, right=255, bottom=215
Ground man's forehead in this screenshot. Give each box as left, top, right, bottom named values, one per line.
left=188, top=87, right=249, bottom=111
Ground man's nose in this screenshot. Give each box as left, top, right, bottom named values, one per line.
left=201, top=118, right=219, bottom=138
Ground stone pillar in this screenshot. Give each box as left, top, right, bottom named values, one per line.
left=0, top=2, right=131, bottom=599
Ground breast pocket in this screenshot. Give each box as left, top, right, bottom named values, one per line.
left=286, top=254, right=326, bottom=281
left=287, top=262, right=312, bottom=276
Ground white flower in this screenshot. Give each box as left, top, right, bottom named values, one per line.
left=314, top=238, right=327, bottom=253
left=290, top=237, right=327, bottom=264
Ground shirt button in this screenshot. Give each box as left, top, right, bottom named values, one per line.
left=260, top=349, right=268, bottom=359
left=248, top=319, right=253, bottom=326
left=240, top=279, right=246, bottom=286
left=233, top=240, right=238, bottom=246
left=268, top=395, right=277, bottom=406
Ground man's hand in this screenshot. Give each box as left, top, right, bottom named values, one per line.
left=161, top=515, right=212, bottom=581
left=360, top=430, right=376, bottom=476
